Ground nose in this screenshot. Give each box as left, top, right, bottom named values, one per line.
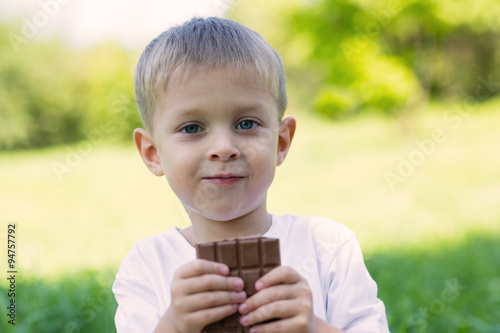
left=206, top=129, right=240, bottom=161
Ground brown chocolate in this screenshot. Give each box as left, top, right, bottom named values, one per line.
left=195, top=236, right=281, bottom=333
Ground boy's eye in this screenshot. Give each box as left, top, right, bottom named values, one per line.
left=236, top=120, right=258, bottom=130
left=181, top=124, right=202, bottom=134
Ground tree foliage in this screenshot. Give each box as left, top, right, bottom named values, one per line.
left=0, top=24, right=140, bottom=150
left=229, top=0, right=500, bottom=118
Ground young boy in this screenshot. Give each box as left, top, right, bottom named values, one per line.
left=113, top=17, right=389, bottom=333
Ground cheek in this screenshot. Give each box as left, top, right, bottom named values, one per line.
left=242, top=130, right=279, bottom=162
left=248, top=139, right=278, bottom=183
left=160, top=148, right=196, bottom=189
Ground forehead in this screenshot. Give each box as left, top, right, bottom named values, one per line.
left=167, top=63, right=271, bottom=93
left=154, top=64, right=279, bottom=117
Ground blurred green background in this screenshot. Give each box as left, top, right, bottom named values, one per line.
left=1, top=0, right=500, bottom=332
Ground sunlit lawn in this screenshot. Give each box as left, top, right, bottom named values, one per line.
left=1, top=102, right=499, bottom=332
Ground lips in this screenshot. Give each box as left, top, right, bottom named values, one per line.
left=203, top=174, right=246, bottom=185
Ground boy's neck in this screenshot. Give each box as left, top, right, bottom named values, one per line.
left=181, top=205, right=272, bottom=246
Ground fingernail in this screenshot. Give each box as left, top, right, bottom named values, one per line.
left=240, top=315, right=249, bottom=325
left=219, top=265, right=229, bottom=275
left=250, top=327, right=258, bottom=333
left=239, top=303, right=247, bottom=314
left=255, top=281, right=263, bottom=290
left=234, top=279, right=244, bottom=289
left=237, top=291, right=246, bottom=302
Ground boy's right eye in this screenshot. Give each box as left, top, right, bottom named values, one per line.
left=180, top=124, right=203, bottom=134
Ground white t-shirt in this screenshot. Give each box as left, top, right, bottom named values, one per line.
left=113, top=214, right=389, bottom=332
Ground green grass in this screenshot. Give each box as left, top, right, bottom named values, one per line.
left=0, top=269, right=117, bottom=332
left=368, top=232, right=500, bottom=332
left=0, top=102, right=499, bottom=331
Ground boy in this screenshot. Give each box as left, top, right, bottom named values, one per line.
left=113, top=17, right=389, bottom=333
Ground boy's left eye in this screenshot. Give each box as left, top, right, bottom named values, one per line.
left=236, top=120, right=258, bottom=130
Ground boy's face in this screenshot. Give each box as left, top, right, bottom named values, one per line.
left=135, top=67, right=295, bottom=222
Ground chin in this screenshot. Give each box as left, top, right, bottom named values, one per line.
left=204, top=212, right=244, bottom=222
left=198, top=206, right=256, bottom=223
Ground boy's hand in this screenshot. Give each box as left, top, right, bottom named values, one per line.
left=155, top=259, right=247, bottom=333
left=237, top=266, right=317, bottom=333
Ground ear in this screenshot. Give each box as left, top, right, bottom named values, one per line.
left=276, top=116, right=296, bottom=166
left=133, top=128, right=164, bottom=176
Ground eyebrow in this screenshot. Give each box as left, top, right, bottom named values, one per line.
left=171, top=107, right=205, bottom=117
left=171, top=102, right=269, bottom=117
left=231, top=103, right=269, bottom=117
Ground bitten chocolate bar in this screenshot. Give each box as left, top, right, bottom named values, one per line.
left=196, top=236, right=281, bottom=333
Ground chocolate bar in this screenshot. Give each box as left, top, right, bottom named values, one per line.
left=196, top=236, right=281, bottom=333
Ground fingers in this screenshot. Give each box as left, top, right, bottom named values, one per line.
left=188, top=303, right=239, bottom=325
left=166, top=303, right=240, bottom=333
left=254, top=266, right=302, bottom=291
left=237, top=266, right=314, bottom=329
left=239, top=287, right=312, bottom=326
left=176, top=259, right=230, bottom=279
left=173, top=259, right=245, bottom=295
left=168, top=259, right=248, bottom=332
left=180, top=290, right=247, bottom=313
left=175, top=273, right=245, bottom=295
left=240, top=299, right=301, bottom=325
left=239, top=267, right=308, bottom=314
left=239, top=284, right=291, bottom=314
left=245, top=316, right=312, bottom=333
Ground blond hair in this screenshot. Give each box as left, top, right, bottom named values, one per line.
left=134, top=17, right=287, bottom=131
